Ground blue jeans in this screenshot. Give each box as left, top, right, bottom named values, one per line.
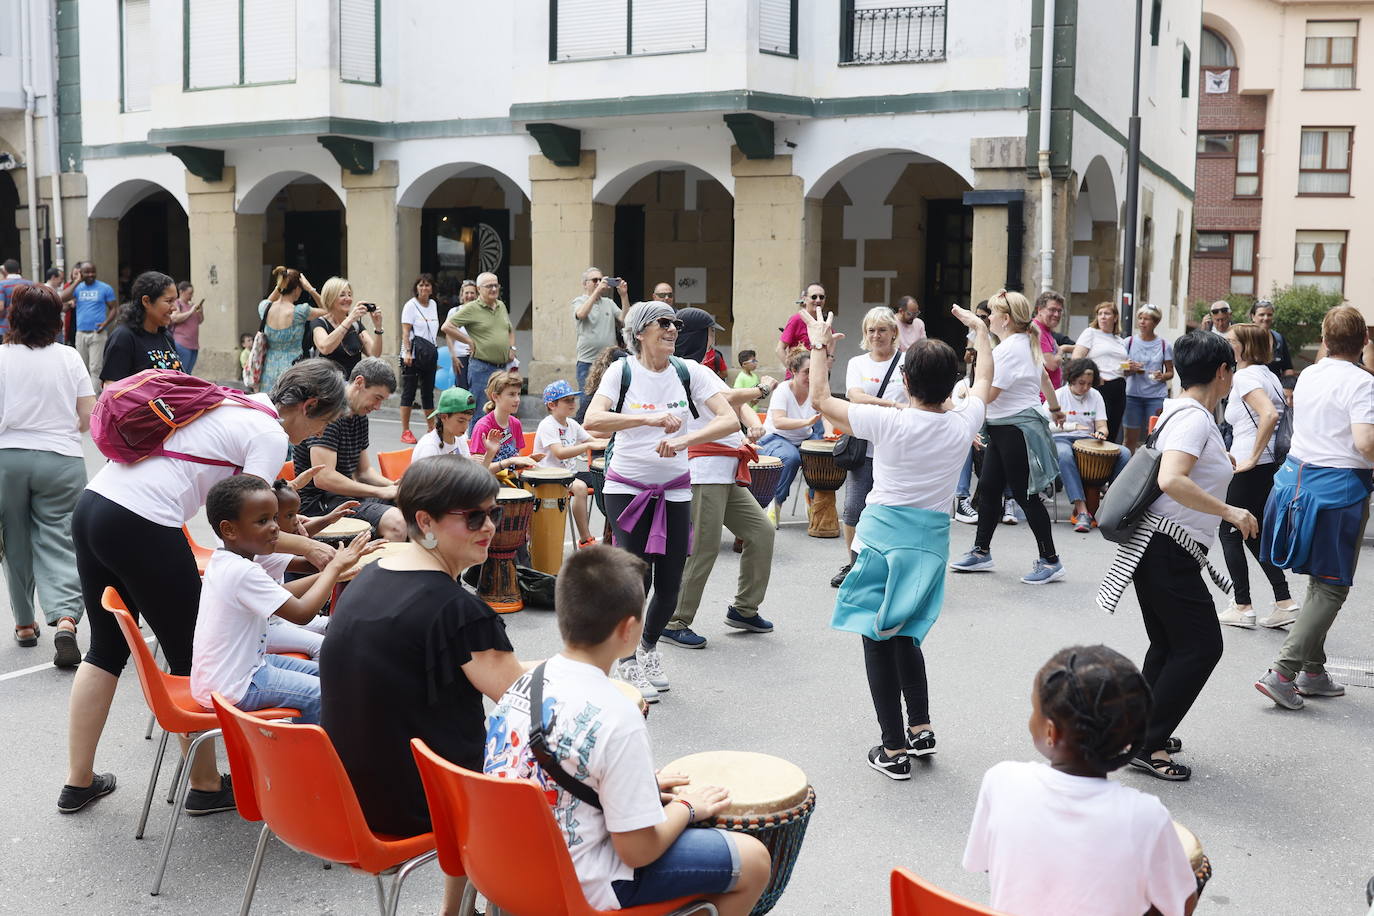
left=175, top=345, right=198, bottom=375
left=757, top=434, right=803, bottom=506
left=576, top=360, right=592, bottom=410
left=1123, top=395, right=1164, bottom=431
left=613, top=827, right=741, bottom=907
left=956, top=447, right=975, bottom=498
left=467, top=358, right=503, bottom=421
left=238, top=653, right=321, bottom=724
left=1054, top=435, right=1130, bottom=504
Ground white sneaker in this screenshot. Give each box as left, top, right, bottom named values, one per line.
left=637, top=645, right=670, bottom=691
left=1260, top=601, right=1300, bottom=629
left=1000, top=498, right=1018, bottom=525
left=617, top=657, right=660, bottom=703
left=1218, top=602, right=1256, bottom=629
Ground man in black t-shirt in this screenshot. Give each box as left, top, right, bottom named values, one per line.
left=293, top=357, right=406, bottom=540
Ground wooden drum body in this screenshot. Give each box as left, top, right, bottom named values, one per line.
left=479, top=487, right=534, bottom=614
left=665, top=751, right=815, bottom=916
left=522, top=467, right=575, bottom=575
left=1071, top=438, right=1122, bottom=516
left=314, top=516, right=372, bottom=549
left=799, top=440, right=844, bottom=539
left=746, top=456, right=784, bottom=509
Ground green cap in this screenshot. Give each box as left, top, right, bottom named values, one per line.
left=428, top=387, right=476, bottom=420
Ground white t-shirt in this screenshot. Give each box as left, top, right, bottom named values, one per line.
left=86, top=393, right=288, bottom=528
left=400, top=297, right=439, bottom=347
left=846, top=351, right=910, bottom=458
left=1225, top=364, right=1285, bottom=465
left=411, top=429, right=472, bottom=463
left=535, top=414, right=593, bottom=472
left=1147, top=399, right=1232, bottom=547
left=1053, top=384, right=1107, bottom=436
left=987, top=335, right=1044, bottom=420
left=763, top=382, right=816, bottom=444
left=1288, top=358, right=1374, bottom=469
left=848, top=398, right=986, bottom=512
left=1075, top=328, right=1129, bottom=381
left=0, top=343, right=95, bottom=458
left=963, top=761, right=1196, bottom=916
left=593, top=357, right=724, bottom=501
left=682, top=372, right=744, bottom=486
left=191, top=551, right=293, bottom=708
left=443, top=307, right=471, bottom=357
left=484, top=654, right=665, bottom=910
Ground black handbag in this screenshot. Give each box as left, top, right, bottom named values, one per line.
left=1097, top=405, right=1201, bottom=543
left=410, top=336, right=439, bottom=373
left=833, top=353, right=899, bottom=471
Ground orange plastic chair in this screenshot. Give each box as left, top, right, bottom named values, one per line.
left=518, top=437, right=535, bottom=458
left=103, top=589, right=298, bottom=896
left=410, top=738, right=716, bottom=916
left=182, top=526, right=214, bottom=576
left=890, top=867, right=1007, bottom=916
left=1147, top=414, right=1160, bottom=434
left=278, top=460, right=295, bottom=481
left=377, top=447, right=413, bottom=481
left=215, top=699, right=437, bottom=916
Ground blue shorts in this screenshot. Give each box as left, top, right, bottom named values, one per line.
left=1123, top=395, right=1164, bottom=431
left=612, top=826, right=741, bottom=908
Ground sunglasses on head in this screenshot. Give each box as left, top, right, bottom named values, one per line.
left=446, top=506, right=503, bottom=531
left=653, top=317, right=685, bottom=331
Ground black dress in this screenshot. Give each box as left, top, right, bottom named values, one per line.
left=320, top=563, right=513, bottom=836
left=310, top=316, right=365, bottom=378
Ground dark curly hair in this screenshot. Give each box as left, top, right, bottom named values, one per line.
left=1063, top=357, right=1099, bottom=387
left=119, top=270, right=176, bottom=328
left=206, top=474, right=274, bottom=533
left=1037, top=645, right=1151, bottom=774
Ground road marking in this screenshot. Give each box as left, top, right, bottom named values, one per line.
left=0, top=660, right=57, bottom=682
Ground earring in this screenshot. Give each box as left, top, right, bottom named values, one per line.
left=418, top=530, right=438, bottom=549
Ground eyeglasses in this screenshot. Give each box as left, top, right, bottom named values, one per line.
left=480, top=284, right=501, bottom=290
left=1210, top=308, right=1228, bottom=315
left=808, top=294, right=826, bottom=301
left=446, top=506, right=504, bottom=531
left=653, top=317, right=685, bottom=331
left=653, top=291, right=674, bottom=299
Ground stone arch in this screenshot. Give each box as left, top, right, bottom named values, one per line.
left=89, top=178, right=185, bottom=220
left=237, top=169, right=345, bottom=215
left=594, top=160, right=733, bottom=206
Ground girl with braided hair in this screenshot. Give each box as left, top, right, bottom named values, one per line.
left=963, top=645, right=1198, bottom=916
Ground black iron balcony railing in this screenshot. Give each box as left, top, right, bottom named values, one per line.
left=840, top=3, right=947, bottom=65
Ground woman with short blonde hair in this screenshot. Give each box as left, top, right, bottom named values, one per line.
left=311, top=276, right=383, bottom=378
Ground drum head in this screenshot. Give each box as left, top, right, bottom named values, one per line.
left=749, top=455, right=784, bottom=469
left=591, top=457, right=606, bottom=471
left=497, top=486, right=535, bottom=503
left=1172, top=821, right=1203, bottom=870
left=318, top=517, right=371, bottom=539
left=664, top=751, right=809, bottom=816
left=1072, top=438, right=1121, bottom=456
left=523, top=467, right=575, bottom=484
left=799, top=440, right=836, bottom=455
left=611, top=679, right=649, bottom=716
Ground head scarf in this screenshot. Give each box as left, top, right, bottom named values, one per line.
left=622, top=301, right=676, bottom=354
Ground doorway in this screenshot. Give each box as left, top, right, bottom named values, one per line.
left=923, top=200, right=974, bottom=347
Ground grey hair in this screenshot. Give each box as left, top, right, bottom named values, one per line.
left=351, top=356, right=398, bottom=393
left=271, top=358, right=348, bottom=420
left=621, top=300, right=675, bottom=354
left=1136, top=304, right=1162, bottom=321
left=582, top=267, right=602, bottom=282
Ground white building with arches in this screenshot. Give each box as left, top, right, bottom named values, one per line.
left=9, top=0, right=1201, bottom=380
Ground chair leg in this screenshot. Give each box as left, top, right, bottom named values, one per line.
left=135, top=729, right=170, bottom=839
left=457, top=880, right=478, bottom=916
left=373, top=875, right=388, bottom=915
left=238, top=824, right=272, bottom=916
left=150, top=728, right=220, bottom=896
left=383, top=850, right=438, bottom=916
left=143, top=711, right=157, bottom=741
left=165, top=749, right=185, bottom=805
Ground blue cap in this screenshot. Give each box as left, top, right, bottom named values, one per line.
left=542, top=379, right=581, bottom=403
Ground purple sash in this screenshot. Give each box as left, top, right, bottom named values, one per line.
left=604, top=468, right=692, bottom=556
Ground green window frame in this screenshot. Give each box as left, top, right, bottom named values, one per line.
left=183, top=0, right=297, bottom=91
left=339, top=0, right=381, bottom=85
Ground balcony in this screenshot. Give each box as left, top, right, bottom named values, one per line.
left=840, top=2, right=947, bottom=65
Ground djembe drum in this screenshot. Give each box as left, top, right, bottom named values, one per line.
left=665, top=751, right=815, bottom=916
left=799, top=440, right=845, bottom=538
left=522, top=467, right=575, bottom=575
left=611, top=678, right=650, bottom=718
left=314, top=516, right=371, bottom=549
left=734, top=455, right=786, bottom=553
left=590, top=457, right=612, bottom=544
left=478, top=487, right=534, bottom=614
left=1173, top=821, right=1212, bottom=895
left=1072, top=438, right=1122, bottom=516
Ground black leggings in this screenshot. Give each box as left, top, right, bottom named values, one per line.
left=974, top=424, right=1058, bottom=562
left=1219, top=463, right=1290, bottom=606
left=400, top=358, right=437, bottom=411
left=1099, top=377, right=1126, bottom=443
left=604, top=493, right=692, bottom=651
left=72, top=491, right=201, bottom=676
left=862, top=636, right=929, bottom=751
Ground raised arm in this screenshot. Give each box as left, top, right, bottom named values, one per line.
left=952, top=305, right=993, bottom=405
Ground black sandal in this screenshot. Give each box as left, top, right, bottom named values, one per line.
left=1164, top=737, right=1183, bottom=754
left=14, top=624, right=39, bottom=647
left=1129, top=755, right=1191, bottom=781
left=53, top=619, right=80, bottom=669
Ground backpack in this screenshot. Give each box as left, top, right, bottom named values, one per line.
left=91, top=368, right=279, bottom=467
left=603, top=356, right=700, bottom=465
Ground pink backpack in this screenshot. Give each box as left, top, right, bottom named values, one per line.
left=91, top=369, right=279, bottom=468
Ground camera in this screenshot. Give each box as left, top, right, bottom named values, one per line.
left=361, top=302, right=377, bottom=312
left=605, top=278, right=621, bottom=289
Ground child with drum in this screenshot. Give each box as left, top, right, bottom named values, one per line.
left=1053, top=359, right=1130, bottom=532
left=484, top=546, right=771, bottom=915
left=962, top=645, right=1199, bottom=916
left=534, top=379, right=608, bottom=548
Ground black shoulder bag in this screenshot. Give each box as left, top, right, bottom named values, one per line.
left=527, top=661, right=603, bottom=809
left=833, top=353, right=899, bottom=471
left=1097, top=405, right=1203, bottom=543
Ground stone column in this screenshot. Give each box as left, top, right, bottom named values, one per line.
left=397, top=205, right=422, bottom=314
left=88, top=217, right=118, bottom=279
left=970, top=205, right=1009, bottom=301
left=529, top=151, right=613, bottom=391
left=730, top=149, right=809, bottom=376
left=186, top=167, right=244, bottom=380
left=343, top=160, right=401, bottom=359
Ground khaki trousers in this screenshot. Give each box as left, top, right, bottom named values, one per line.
left=670, top=482, right=774, bottom=626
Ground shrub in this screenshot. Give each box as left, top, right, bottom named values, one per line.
left=1265, top=284, right=1346, bottom=352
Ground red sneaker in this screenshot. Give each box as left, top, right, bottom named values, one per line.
left=400, top=430, right=417, bottom=445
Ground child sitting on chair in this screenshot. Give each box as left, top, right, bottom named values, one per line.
left=533, top=380, right=608, bottom=549
left=190, top=475, right=369, bottom=724
left=962, top=645, right=1198, bottom=916
left=483, top=546, right=770, bottom=916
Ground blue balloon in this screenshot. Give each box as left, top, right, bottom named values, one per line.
left=436, top=366, right=455, bottom=390
left=437, top=346, right=452, bottom=369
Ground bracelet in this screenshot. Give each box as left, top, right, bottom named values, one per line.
left=809, top=344, right=827, bottom=351
left=672, top=797, right=696, bottom=824
left=373, top=327, right=384, bottom=333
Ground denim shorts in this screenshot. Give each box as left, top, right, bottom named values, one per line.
left=1122, top=395, right=1164, bottom=431
left=612, top=826, right=741, bottom=908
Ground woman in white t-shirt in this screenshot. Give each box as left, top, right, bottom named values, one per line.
left=756, top=349, right=824, bottom=523
left=1099, top=331, right=1256, bottom=782
left=803, top=304, right=990, bottom=778
left=399, top=273, right=441, bottom=445
left=584, top=302, right=738, bottom=701
left=58, top=358, right=350, bottom=816
left=1053, top=359, right=1129, bottom=532
left=1071, top=301, right=1130, bottom=441
left=0, top=284, right=95, bottom=665
left=831, top=307, right=909, bottom=588
left=1217, top=323, right=1295, bottom=629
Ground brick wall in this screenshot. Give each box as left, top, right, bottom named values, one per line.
left=1194, top=158, right=1263, bottom=231
left=1188, top=255, right=1233, bottom=303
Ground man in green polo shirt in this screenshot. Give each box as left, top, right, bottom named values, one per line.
left=443, top=271, right=514, bottom=420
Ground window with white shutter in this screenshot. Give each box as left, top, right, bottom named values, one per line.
left=760, top=0, right=796, bottom=56
left=184, top=0, right=299, bottom=89
left=551, top=0, right=705, bottom=60
left=244, top=0, right=296, bottom=84
left=553, top=0, right=628, bottom=61
left=631, top=0, right=705, bottom=55
left=121, top=0, right=153, bottom=111
left=340, top=0, right=379, bottom=84
left=187, top=0, right=240, bottom=89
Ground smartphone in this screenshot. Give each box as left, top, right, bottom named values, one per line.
left=361, top=302, right=377, bottom=312
left=606, top=278, right=621, bottom=289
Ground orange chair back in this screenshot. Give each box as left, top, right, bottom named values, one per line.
left=278, top=460, right=295, bottom=482
left=518, top=438, right=534, bottom=458
left=212, top=692, right=263, bottom=824
left=410, top=739, right=581, bottom=915
left=181, top=526, right=214, bottom=575
left=1147, top=414, right=1160, bottom=434
left=891, top=868, right=1006, bottom=916
left=103, top=589, right=215, bottom=735
left=377, top=448, right=413, bottom=481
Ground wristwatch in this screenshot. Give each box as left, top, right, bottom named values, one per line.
left=758, top=381, right=774, bottom=398
left=809, top=343, right=827, bottom=351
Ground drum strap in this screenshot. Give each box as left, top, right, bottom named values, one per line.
left=527, top=661, right=604, bottom=809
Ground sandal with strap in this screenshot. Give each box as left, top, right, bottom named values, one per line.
left=1164, top=736, right=1183, bottom=754
left=1129, top=755, right=1191, bottom=781
left=53, top=618, right=81, bottom=669
left=14, top=623, right=39, bottom=647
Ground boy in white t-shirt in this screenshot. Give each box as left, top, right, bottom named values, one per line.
left=963, top=645, right=1198, bottom=916
left=484, top=546, right=770, bottom=914
left=191, top=475, right=370, bottom=724
left=533, top=379, right=608, bottom=548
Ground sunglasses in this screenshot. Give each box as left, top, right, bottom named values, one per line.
left=653, top=317, right=685, bottom=331
left=447, top=506, right=503, bottom=531
left=808, top=294, right=826, bottom=301
left=1210, top=309, right=1229, bottom=315
left=653, top=291, right=674, bottom=299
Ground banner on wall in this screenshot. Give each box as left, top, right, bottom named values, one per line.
left=1204, top=70, right=1231, bottom=93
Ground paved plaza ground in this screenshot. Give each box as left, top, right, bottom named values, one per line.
left=3, top=409, right=1373, bottom=915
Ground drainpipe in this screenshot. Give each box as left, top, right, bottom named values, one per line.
left=1037, top=0, right=1056, bottom=293
left=45, top=0, right=65, bottom=275
left=20, top=0, right=40, bottom=281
